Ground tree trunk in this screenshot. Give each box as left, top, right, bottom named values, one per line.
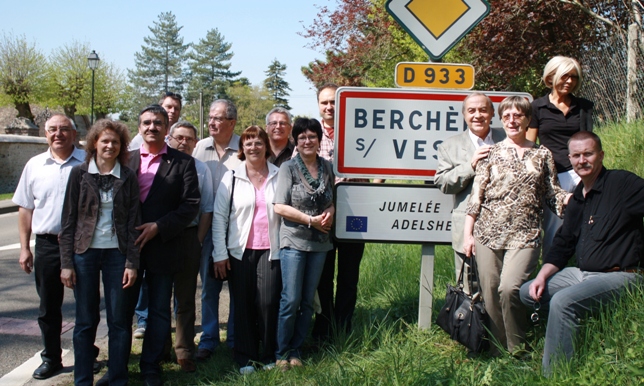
left=626, top=23, right=638, bottom=122
left=64, top=104, right=77, bottom=119
left=14, top=101, right=34, bottom=122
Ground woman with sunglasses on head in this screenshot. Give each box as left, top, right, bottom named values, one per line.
left=59, top=120, right=140, bottom=386
left=527, top=56, right=594, bottom=256
left=464, top=96, right=571, bottom=357
left=273, top=117, right=335, bottom=370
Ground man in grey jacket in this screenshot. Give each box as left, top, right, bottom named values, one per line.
left=434, top=93, right=505, bottom=293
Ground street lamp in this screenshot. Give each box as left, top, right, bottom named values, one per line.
left=87, top=50, right=100, bottom=125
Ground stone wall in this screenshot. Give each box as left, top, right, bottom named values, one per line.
left=0, top=135, right=49, bottom=193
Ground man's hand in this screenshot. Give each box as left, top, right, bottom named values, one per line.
left=529, top=276, right=546, bottom=302
left=135, top=222, right=159, bottom=251
left=19, top=249, right=34, bottom=274
left=214, top=259, right=230, bottom=280
left=61, top=268, right=76, bottom=289
left=122, top=268, right=137, bottom=288
left=470, top=145, right=492, bottom=170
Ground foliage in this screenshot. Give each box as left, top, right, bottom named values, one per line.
left=595, top=119, right=644, bottom=177
left=263, top=59, right=291, bottom=109
left=44, top=41, right=92, bottom=118
left=127, top=12, right=188, bottom=103
left=185, top=28, right=241, bottom=104
left=461, top=0, right=630, bottom=96
left=0, top=33, right=47, bottom=121
left=227, top=82, right=274, bottom=132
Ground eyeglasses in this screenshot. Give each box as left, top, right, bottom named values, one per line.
left=164, top=91, right=182, bottom=100
left=209, top=116, right=232, bottom=123
left=169, top=135, right=196, bottom=144
left=501, top=113, right=526, bottom=122
left=46, top=126, right=73, bottom=134
left=297, top=135, right=319, bottom=143
left=243, top=140, right=265, bottom=149
left=561, top=74, right=579, bottom=82
left=268, top=121, right=290, bottom=127
left=142, top=119, right=164, bottom=127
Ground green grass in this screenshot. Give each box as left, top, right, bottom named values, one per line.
left=0, top=193, right=13, bottom=200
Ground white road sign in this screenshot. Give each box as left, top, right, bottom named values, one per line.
left=334, top=183, right=453, bottom=244
left=386, top=0, right=491, bottom=60
left=334, top=87, right=532, bottom=180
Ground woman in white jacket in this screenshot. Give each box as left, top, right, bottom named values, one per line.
left=212, top=126, right=281, bottom=374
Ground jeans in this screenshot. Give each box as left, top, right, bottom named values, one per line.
left=276, top=248, right=327, bottom=360
left=73, top=249, right=133, bottom=386
left=520, top=268, right=642, bottom=376
left=134, top=276, right=148, bottom=329
left=198, top=231, right=234, bottom=351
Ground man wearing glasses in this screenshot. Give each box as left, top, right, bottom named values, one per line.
left=130, top=92, right=183, bottom=151
left=192, top=99, right=240, bottom=360
left=14, top=114, right=87, bottom=379
left=265, top=107, right=294, bottom=167
left=127, top=105, right=200, bottom=385
left=166, top=121, right=213, bottom=372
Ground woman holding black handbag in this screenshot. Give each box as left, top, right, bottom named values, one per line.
left=212, top=126, right=282, bottom=374
left=464, top=96, right=571, bottom=356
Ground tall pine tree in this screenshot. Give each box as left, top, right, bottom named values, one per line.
left=185, top=28, right=240, bottom=103
left=263, top=59, right=291, bottom=110
left=127, top=11, right=188, bottom=104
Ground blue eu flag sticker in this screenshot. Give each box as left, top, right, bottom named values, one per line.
left=346, top=216, right=368, bottom=232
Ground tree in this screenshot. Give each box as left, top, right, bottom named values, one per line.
left=128, top=11, right=188, bottom=102
left=185, top=28, right=240, bottom=103
left=300, top=0, right=428, bottom=88
left=227, top=82, right=274, bottom=131
left=45, top=41, right=92, bottom=118
left=0, top=33, right=47, bottom=121
left=264, top=59, right=291, bottom=109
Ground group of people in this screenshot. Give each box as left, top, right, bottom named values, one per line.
left=436, top=56, right=644, bottom=375
left=15, top=84, right=368, bottom=385
left=13, top=54, right=644, bottom=384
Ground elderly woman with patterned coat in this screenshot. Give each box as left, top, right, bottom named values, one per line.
left=463, top=96, right=571, bottom=355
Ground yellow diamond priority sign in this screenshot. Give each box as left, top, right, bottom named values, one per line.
left=386, top=0, right=490, bottom=60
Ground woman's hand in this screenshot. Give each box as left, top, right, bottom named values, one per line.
left=214, top=259, right=230, bottom=280
left=122, top=268, right=137, bottom=289
left=463, top=234, right=476, bottom=258
left=61, top=268, right=76, bottom=289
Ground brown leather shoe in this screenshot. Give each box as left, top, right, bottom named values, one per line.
left=195, top=348, right=212, bottom=361
left=177, top=358, right=196, bottom=373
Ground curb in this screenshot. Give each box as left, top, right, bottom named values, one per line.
left=0, top=200, right=18, bottom=215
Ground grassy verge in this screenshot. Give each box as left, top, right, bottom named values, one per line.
left=0, top=193, right=13, bottom=200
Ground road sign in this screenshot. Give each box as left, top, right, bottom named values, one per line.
left=395, top=62, right=474, bottom=89
left=334, top=87, right=533, bottom=180
left=334, top=183, right=453, bottom=243
left=386, top=0, right=491, bottom=60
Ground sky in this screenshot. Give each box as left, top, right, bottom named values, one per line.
left=1, top=0, right=335, bottom=118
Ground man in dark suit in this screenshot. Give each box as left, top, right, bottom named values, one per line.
left=128, top=105, right=200, bottom=386
left=434, top=93, right=505, bottom=294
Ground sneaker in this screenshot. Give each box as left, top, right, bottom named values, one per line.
left=262, top=362, right=276, bottom=371
left=133, top=327, right=146, bottom=339
left=239, top=366, right=255, bottom=375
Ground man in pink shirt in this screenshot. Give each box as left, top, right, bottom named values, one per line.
left=127, top=104, right=200, bottom=386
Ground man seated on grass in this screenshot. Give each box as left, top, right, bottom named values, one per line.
left=520, top=131, right=644, bottom=376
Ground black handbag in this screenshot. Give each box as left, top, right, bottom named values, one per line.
left=436, top=256, right=489, bottom=353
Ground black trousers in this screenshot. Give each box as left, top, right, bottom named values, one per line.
left=230, top=249, right=281, bottom=367
left=34, top=234, right=65, bottom=365
left=312, top=241, right=365, bottom=340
